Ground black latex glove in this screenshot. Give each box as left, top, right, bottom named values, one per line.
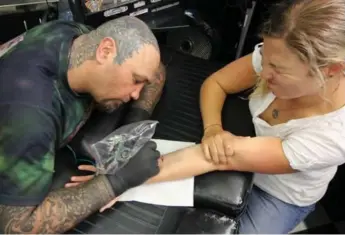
left=122, top=108, right=151, bottom=125
left=106, top=141, right=160, bottom=196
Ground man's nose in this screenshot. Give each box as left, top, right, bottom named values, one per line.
left=130, top=85, right=144, bottom=100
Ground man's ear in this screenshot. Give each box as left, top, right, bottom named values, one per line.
left=95, top=37, right=117, bottom=64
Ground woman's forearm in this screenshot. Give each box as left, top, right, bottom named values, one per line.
left=144, top=135, right=294, bottom=187
left=200, top=78, right=227, bottom=129
left=200, top=54, right=257, bottom=130
left=147, top=145, right=222, bottom=184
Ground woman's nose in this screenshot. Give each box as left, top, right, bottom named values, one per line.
left=260, top=66, right=274, bottom=81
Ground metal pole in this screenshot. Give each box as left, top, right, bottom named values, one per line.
left=235, top=0, right=257, bottom=59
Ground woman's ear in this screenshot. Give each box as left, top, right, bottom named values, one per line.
left=326, top=62, right=345, bottom=77
left=95, top=37, right=117, bottom=64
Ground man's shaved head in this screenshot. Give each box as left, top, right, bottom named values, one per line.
left=87, top=16, right=159, bottom=64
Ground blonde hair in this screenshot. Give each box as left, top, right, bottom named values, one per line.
left=251, top=0, right=345, bottom=97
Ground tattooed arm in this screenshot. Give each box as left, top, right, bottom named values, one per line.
left=0, top=105, right=160, bottom=234
left=0, top=176, right=114, bottom=234
left=133, top=62, right=166, bottom=114
left=123, top=62, right=166, bottom=124
left=0, top=142, right=160, bottom=234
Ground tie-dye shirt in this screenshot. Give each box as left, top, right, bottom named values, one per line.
left=0, top=21, right=94, bottom=206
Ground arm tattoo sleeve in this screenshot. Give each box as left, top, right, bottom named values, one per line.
left=132, top=62, right=166, bottom=114
left=0, top=175, right=115, bottom=234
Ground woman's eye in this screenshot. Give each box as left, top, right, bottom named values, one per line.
left=132, top=77, right=139, bottom=84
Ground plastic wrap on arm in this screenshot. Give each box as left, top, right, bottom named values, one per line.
left=90, top=120, right=159, bottom=175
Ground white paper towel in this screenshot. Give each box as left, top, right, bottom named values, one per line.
left=118, top=139, right=195, bottom=207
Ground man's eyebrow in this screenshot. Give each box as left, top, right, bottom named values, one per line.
left=133, top=73, right=150, bottom=83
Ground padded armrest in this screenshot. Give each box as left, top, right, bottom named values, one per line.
left=176, top=209, right=238, bottom=234
left=194, top=171, right=253, bottom=218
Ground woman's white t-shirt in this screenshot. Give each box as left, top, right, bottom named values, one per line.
left=249, top=43, right=345, bottom=206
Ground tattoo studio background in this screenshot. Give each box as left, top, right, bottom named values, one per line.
left=82, top=0, right=182, bottom=27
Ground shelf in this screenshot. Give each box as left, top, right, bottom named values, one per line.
left=0, top=0, right=58, bottom=8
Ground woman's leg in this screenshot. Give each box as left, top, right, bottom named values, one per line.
left=239, top=186, right=315, bottom=234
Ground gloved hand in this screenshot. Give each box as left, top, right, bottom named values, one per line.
left=106, top=140, right=160, bottom=196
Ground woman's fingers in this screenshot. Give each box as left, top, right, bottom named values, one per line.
left=202, top=131, right=237, bottom=165
left=215, top=134, right=227, bottom=164
left=224, top=143, right=233, bottom=157
left=65, top=182, right=81, bottom=188
left=209, top=138, right=219, bottom=164
left=202, top=135, right=227, bottom=164
left=78, top=164, right=97, bottom=172
left=71, top=174, right=95, bottom=182
left=202, top=138, right=212, bottom=161
left=100, top=198, right=119, bottom=212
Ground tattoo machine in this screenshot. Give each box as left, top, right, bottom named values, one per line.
left=89, top=120, right=159, bottom=175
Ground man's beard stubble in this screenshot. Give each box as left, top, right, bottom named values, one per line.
left=97, top=100, right=123, bottom=113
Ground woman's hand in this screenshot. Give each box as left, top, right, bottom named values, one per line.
left=64, top=164, right=97, bottom=188
left=201, top=125, right=235, bottom=164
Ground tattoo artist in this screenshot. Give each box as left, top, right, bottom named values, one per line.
left=0, top=16, right=166, bottom=233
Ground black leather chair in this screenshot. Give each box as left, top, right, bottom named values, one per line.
left=52, top=45, right=255, bottom=234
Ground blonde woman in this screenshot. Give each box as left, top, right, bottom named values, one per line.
left=200, top=0, right=345, bottom=233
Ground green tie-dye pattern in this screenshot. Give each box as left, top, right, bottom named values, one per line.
left=63, top=100, right=90, bottom=140
left=52, top=77, right=92, bottom=144
left=0, top=155, right=7, bottom=171
left=0, top=21, right=93, bottom=199
left=8, top=157, right=52, bottom=190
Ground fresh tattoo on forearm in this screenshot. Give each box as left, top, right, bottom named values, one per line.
left=0, top=175, right=114, bottom=234
left=132, top=62, right=166, bottom=114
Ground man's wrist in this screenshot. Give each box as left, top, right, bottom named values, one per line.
left=104, top=174, right=127, bottom=197
left=96, top=174, right=116, bottom=198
